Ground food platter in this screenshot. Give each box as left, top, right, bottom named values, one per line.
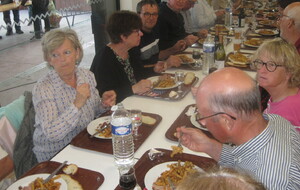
left=148, top=76, right=179, bottom=90
left=255, top=29, right=278, bottom=36
left=228, top=53, right=250, bottom=65
left=190, top=113, right=208, bottom=131
left=243, top=38, right=263, bottom=48
left=86, top=116, right=112, bottom=139
left=176, top=54, right=195, bottom=64
left=144, top=161, right=203, bottom=190
left=7, top=174, right=67, bottom=190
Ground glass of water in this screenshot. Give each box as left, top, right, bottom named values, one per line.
left=130, top=109, right=142, bottom=139
left=175, top=71, right=185, bottom=93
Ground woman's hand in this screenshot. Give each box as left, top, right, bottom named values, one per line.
left=132, top=79, right=152, bottom=95
left=102, top=90, right=116, bottom=107
left=74, top=83, right=90, bottom=109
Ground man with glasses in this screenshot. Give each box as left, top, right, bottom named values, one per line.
left=278, top=2, right=300, bottom=53
left=134, top=0, right=185, bottom=74
left=176, top=68, right=300, bottom=190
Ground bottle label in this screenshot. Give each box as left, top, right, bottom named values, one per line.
left=112, top=124, right=132, bottom=135
left=203, top=45, right=215, bottom=53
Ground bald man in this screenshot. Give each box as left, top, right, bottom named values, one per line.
left=177, top=68, right=300, bottom=190
left=278, top=2, right=300, bottom=53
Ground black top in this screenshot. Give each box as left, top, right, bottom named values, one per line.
left=157, top=2, right=188, bottom=50
left=90, top=46, right=153, bottom=103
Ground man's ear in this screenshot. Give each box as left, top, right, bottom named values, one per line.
left=222, top=114, right=235, bottom=131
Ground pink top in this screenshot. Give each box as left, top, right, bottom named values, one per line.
left=264, top=89, right=300, bottom=133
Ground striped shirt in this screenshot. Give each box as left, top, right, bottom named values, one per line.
left=32, top=68, right=106, bottom=162
left=219, top=114, right=300, bottom=190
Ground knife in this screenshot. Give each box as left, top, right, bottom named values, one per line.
left=43, top=161, right=68, bottom=184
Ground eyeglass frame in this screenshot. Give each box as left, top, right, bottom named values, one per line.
left=140, top=12, right=159, bottom=18
left=196, top=112, right=236, bottom=126
left=252, top=59, right=283, bottom=72
left=277, top=13, right=291, bottom=20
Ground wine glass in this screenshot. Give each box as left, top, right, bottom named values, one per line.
left=192, top=49, right=201, bottom=67
left=119, top=166, right=137, bottom=190
left=130, top=109, right=142, bottom=139
left=175, top=71, right=185, bottom=93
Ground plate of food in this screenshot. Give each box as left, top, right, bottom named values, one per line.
left=243, top=38, right=264, bottom=48
left=87, top=116, right=112, bottom=139
left=148, top=75, right=178, bottom=90
left=228, top=53, right=250, bottom=65
left=7, top=173, right=68, bottom=190
left=190, top=113, right=208, bottom=131
left=255, top=29, right=278, bottom=36
left=176, top=54, right=195, bottom=64
left=144, top=161, right=203, bottom=190
left=210, top=24, right=229, bottom=32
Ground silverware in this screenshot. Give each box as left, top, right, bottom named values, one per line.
left=167, top=177, right=176, bottom=190
left=89, top=124, right=109, bottom=138
left=43, top=161, right=67, bottom=184
left=177, top=132, right=182, bottom=148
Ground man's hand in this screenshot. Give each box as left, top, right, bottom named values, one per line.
left=184, top=35, right=199, bottom=46
left=176, top=126, right=222, bottom=161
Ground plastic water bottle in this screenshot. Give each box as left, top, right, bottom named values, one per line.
left=202, top=35, right=215, bottom=75
left=225, top=0, right=232, bottom=27
left=111, top=103, right=134, bottom=168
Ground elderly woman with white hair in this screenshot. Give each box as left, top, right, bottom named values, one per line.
left=32, top=28, right=116, bottom=162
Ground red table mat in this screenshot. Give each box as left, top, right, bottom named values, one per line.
left=71, top=112, right=162, bottom=154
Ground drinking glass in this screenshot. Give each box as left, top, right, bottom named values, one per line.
left=192, top=49, right=201, bottom=67
left=119, top=166, right=137, bottom=190
left=233, top=39, right=242, bottom=54
left=175, top=71, right=185, bottom=93
left=130, top=109, right=142, bottom=139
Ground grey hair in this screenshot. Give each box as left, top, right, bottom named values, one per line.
left=209, top=79, right=261, bottom=118
left=41, top=28, right=83, bottom=67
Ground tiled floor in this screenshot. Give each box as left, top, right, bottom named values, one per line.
left=0, top=10, right=96, bottom=106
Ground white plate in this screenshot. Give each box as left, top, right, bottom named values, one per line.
left=144, top=161, right=204, bottom=189
left=255, top=29, right=278, bottom=36
left=7, top=173, right=68, bottom=190
left=243, top=38, right=263, bottom=48
left=148, top=76, right=179, bottom=90
left=87, top=116, right=112, bottom=139
left=190, top=113, right=208, bottom=131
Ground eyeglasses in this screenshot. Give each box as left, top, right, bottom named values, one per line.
left=196, top=112, right=236, bottom=125
left=252, top=59, right=283, bottom=72
left=277, top=14, right=291, bottom=20
left=141, top=12, right=158, bottom=18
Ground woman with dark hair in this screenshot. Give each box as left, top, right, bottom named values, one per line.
left=91, top=10, right=162, bottom=103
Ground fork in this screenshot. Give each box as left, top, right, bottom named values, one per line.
left=177, top=131, right=183, bottom=148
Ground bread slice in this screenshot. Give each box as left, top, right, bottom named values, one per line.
left=63, top=164, right=78, bottom=175
left=142, top=115, right=156, bottom=125
left=184, top=72, right=195, bottom=85
left=58, top=174, right=83, bottom=190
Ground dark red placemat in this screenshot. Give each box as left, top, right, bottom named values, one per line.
left=165, top=104, right=213, bottom=142
left=21, top=161, right=104, bottom=190
left=115, top=148, right=218, bottom=189
left=71, top=112, right=162, bottom=154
